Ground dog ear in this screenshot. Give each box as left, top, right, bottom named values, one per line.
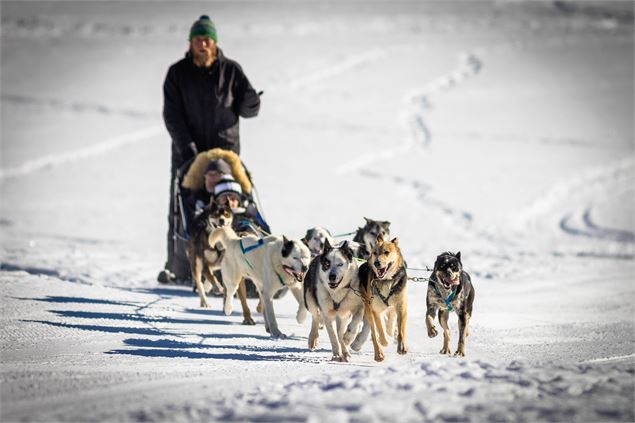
left=376, top=233, right=384, bottom=244
left=340, top=241, right=354, bottom=262
left=323, top=238, right=333, bottom=254
left=382, top=221, right=391, bottom=229
left=302, top=229, right=312, bottom=243
left=390, top=237, right=399, bottom=246
left=281, top=236, right=293, bottom=257
left=455, top=251, right=462, bottom=264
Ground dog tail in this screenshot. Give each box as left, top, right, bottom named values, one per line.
left=209, top=226, right=238, bottom=249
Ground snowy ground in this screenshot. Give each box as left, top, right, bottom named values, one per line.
left=1, top=1, right=634, bottom=422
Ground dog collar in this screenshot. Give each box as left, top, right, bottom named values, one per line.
left=275, top=271, right=286, bottom=286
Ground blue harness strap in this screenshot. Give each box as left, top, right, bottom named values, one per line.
left=433, top=282, right=458, bottom=312
left=444, top=287, right=457, bottom=312
left=240, top=238, right=264, bottom=254
left=240, top=238, right=265, bottom=271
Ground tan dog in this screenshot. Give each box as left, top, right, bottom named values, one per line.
left=186, top=204, right=255, bottom=325
left=358, top=235, right=409, bottom=362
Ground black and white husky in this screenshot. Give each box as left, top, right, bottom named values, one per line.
left=302, top=226, right=335, bottom=257
left=304, top=240, right=365, bottom=362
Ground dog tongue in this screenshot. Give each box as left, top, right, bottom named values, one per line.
left=449, top=277, right=460, bottom=286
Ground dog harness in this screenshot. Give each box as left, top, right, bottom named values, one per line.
left=431, top=277, right=458, bottom=312
left=371, top=266, right=407, bottom=306
left=239, top=238, right=264, bottom=271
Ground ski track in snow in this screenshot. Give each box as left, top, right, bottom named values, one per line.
left=516, top=156, right=635, bottom=259
left=1, top=94, right=158, bottom=119
left=335, top=51, right=482, bottom=175
left=560, top=208, right=635, bottom=243
left=0, top=125, right=162, bottom=180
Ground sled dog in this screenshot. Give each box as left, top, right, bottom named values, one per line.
left=340, top=240, right=369, bottom=261
left=352, top=217, right=390, bottom=259
left=186, top=204, right=255, bottom=325
left=426, top=251, right=475, bottom=357
left=304, top=240, right=365, bottom=362
left=209, top=226, right=311, bottom=338
left=302, top=227, right=335, bottom=257
left=358, top=235, right=409, bottom=362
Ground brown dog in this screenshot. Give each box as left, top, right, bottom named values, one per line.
left=359, top=235, right=409, bottom=362
left=186, top=204, right=255, bottom=325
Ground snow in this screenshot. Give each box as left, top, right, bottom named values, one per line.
left=1, top=1, right=634, bottom=422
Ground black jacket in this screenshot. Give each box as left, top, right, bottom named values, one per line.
left=163, top=49, right=260, bottom=165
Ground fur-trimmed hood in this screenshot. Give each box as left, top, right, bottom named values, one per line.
left=182, top=148, right=252, bottom=194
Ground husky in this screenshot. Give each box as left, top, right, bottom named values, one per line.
left=357, top=235, right=409, bottom=362
left=304, top=240, right=365, bottom=362
left=352, top=217, right=390, bottom=259
left=302, top=227, right=335, bottom=257
left=186, top=204, right=255, bottom=325
left=209, top=226, right=311, bottom=338
left=426, top=251, right=475, bottom=357
left=339, top=240, right=369, bottom=262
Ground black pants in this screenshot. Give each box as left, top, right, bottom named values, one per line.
left=164, top=161, right=191, bottom=279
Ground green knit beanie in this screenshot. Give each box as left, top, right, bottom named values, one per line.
left=189, top=15, right=217, bottom=42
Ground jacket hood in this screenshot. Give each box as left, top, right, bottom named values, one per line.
left=182, top=148, right=252, bottom=194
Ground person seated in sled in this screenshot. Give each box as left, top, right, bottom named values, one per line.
left=183, top=158, right=233, bottom=231
left=212, top=175, right=270, bottom=236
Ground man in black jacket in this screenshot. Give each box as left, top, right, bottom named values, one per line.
left=159, top=15, right=261, bottom=284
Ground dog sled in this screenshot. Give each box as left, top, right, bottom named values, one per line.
left=170, top=148, right=272, bottom=298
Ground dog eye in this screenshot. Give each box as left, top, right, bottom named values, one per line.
left=383, top=251, right=389, bottom=256
left=337, top=263, right=343, bottom=267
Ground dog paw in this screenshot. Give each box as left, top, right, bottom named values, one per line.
left=271, top=331, right=287, bottom=339
left=397, top=343, right=408, bottom=355
left=342, top=350, right=351, bottom=362
left=374, top=351, right=385, bottom=362
left=440, top=346, right=452, bottom=355
left=308, top=335, right=318, bottom=351
left=242, top=317, right=256, bottom=326
left=256, top=302, right=263, bottom=314
left=427, top=326, right=438, bottom=338
left=350, top=340, right=363, bottom=352
left=454, top=349, right=466, bottom=358
left=200, top=300, right=210, bottom=308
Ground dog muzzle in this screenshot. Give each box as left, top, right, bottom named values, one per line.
left=283, top=265, right=305, bottom=282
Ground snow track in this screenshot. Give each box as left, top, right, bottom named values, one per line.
left=0, top=126, right=162, bottom=180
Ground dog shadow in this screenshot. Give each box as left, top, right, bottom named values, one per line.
left=48, top=310, right=234, bottom=326
left=128, top=287, right=195, bottom=298
left=105, top=337, right=327, bottom=361
left=11, top=295, right=141, bottom=307
left=21, top=320, right=169, bottom=336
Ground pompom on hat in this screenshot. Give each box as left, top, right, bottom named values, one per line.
left=189, top=15, right=217, bottom=42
